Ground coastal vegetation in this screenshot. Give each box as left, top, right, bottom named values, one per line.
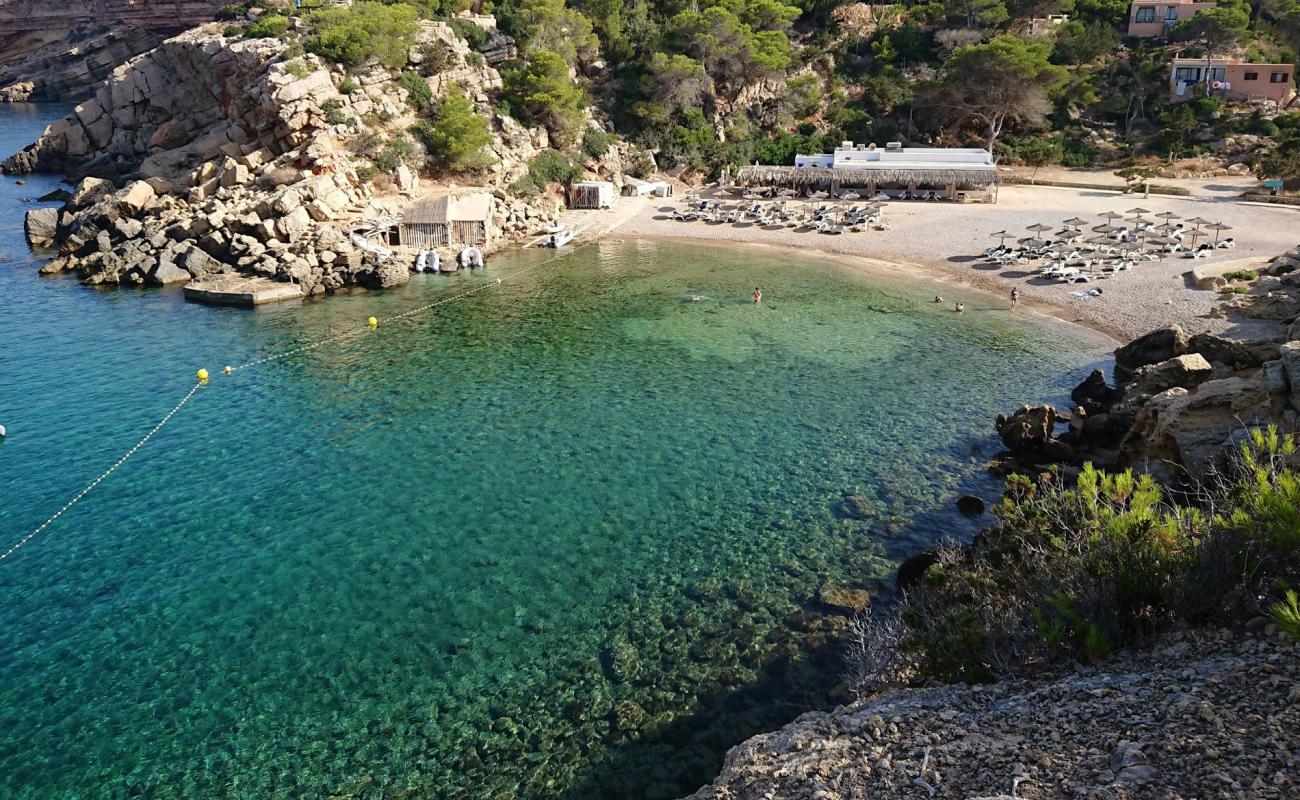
left=850, top=427, right=1300, bottom=691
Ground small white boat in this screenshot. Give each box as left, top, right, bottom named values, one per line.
left=546, top=229, right=575, bottom=248
left=413, top=250, right=440, bottom=273
left=541, top=222, right=566, bottom=235
left=459, top=246, right=485, bottom=268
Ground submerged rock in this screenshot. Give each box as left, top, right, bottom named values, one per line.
left=837, top=494, right=874, bottom=520
left=817, top=585, right=871, bottom=615
left=956, top=495, right=985, bottom=516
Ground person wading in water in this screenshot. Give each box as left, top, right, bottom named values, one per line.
left=753, top=287, right=762, bottom=304
left=1010, top=287, right=1020, bottom=312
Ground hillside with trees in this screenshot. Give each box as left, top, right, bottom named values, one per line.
left=216, top=0, right=1300, bottom=192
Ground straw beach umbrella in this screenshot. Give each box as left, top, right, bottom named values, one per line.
left=1126, top=207, right=1151, bottom=217
left=1063, top=217, right=1089, bottom=227
left=1205, top=221, right=1232, bottom=244
left=1100, top=211, right=1124, bottom=221
left=1185, top=216, right=1211, bottom=230
left=1155, top=211, right=1180, bottom=221
left=990, top=230, right=1013, bottom=246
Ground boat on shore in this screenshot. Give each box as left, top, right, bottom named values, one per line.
left=546, top=229, right=575, bottom=248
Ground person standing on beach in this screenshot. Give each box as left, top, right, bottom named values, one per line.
left=753, top=287, right=762, bottom=304
left=1010, top=287, right=1020, bottom=312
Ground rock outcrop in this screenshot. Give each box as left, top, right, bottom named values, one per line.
left=685, top=629, right=1299, bottom=800
left=993, top=295, right=1300, bottom=483
left=0, top=25, right=168, bottom=102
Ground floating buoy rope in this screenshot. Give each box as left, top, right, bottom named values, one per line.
left=2, top=243, right=594, bottom=563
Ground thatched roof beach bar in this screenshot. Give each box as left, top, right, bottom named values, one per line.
left=737, top=142, right=999, bottom=202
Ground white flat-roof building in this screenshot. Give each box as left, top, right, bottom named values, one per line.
left=741, top=142, right=998, bottom=201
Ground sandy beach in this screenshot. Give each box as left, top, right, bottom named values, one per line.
left=615, top=182, right=1299, bottom=342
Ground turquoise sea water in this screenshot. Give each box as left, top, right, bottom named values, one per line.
left=0, top=105, right=1109, bottom=799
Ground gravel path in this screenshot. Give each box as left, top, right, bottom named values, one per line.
left=617, top=184, right=1299, bottom=342
left=685, top=629, right=1300, bottom=800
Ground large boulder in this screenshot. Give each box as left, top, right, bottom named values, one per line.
left=177, top=244, right=222, bottom=278
left=1280, top=342, right=1300, bottom=411
left=146, top=254, right=191, bottom=285
left=24, top=207, right=58, bottom=247
left=1114, top=325, right=1188, bottom=383
left=69, top=176, right=112, bottom=209
left=1071, top=368, right=1116, bottom=413
left=1119, top=353, right=1214, bottom=410
left=118, top=180, right=156, bottom=214
left=995, top=405, right=1058, bottom=453
left=361, top=259, right=411, bottom=289
left=1119, top=376, right=1276, bottom=480
left=1187, top=332, right=1265, bottom=371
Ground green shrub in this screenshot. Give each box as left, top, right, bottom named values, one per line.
left=1269, top=590, right=1300, bottom=640
left=306, top=1, right=418, bottom=69
left=448, top=17, right=489, bottom=49
left=510, top=149, right=580, bottom=195
left=409, top=83, right=494, bottom=173
left=215, top=3, right=248, bottom=21
left=339, top=76, right=360, bottom=95
left=285, top=58, right=313, bottom=79
left=417, top=41, right=452, bottom=76
left=355, top=164, right=378, bottom=183
left=246, top=14, right=290, bottom=39
left=322, top=98, right=350, bottom=126
left=581, top=127, right=613, bottom=159
left=397, top=71, right=433, bottom=110
left=223, top=24, right=244, bottom=37
left=850, top=428, right=1300, bottom=686
left=372, top=134, right=420, bottom=172
left=1222, top=270, right=1257, bottom=282
left=466, top=52, right=485, bottom=68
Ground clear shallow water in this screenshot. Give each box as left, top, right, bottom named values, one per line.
left=1, top=105, right=1109, bottom=799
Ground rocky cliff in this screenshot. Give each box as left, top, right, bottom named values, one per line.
left=0, top=0, right=221, bottom=37
left=7, top=21, right=566, bottom=295
left=0, top=0, right=223, bottom=102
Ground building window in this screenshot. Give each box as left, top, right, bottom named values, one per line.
left=1271, top=72, right=1291, bottom=83
left=1244, top=72, right=1258, bottom=81
left=1175, top=67, right=1200, bottom=82
left=1164, top=6, right=1179, bottom=19
left=1135, top=6, right=1156, bottom=21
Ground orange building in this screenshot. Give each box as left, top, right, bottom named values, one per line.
left=1127, top=0, right=1216, bottom=38
left=1170, top=57, right=1296, bottom=105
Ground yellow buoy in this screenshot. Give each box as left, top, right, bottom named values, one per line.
left=224, top=366, right=233, bottom=375
left=197, top=368, right=209, bottom=384
left=367, top=316, right=378, bottom=329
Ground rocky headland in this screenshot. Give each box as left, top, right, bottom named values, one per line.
left=5, top=21, right=618, bottom=295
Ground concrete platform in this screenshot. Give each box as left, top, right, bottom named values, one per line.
left=183, top=276, right=304, bottom=307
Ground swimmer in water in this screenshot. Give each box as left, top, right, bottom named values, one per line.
left=933, top=295, right=943, bottom=303
left=692, top=295, right=704, bottom=302
left=753, top=287, right=762, bottom=304
left=954, top=302, right=965, bottom=313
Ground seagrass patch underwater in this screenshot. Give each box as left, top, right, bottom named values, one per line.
left=0, top=105, right=1109, bottom=800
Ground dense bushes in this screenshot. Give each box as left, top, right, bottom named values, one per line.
left=307, top=1, right=418, bottom=69
left=849, top=428, right=1300, bottom=692
left=246, top=14, right=290, bottom=39
left=508, top=149, right=581, bottom=195
left=397, top=71, right=433, bottom=110
left=503, top=50, right=586, bottom=147
left=410, top=83, right=494, bottom=173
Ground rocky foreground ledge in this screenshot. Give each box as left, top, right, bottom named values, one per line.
left=686, top=629, right=1298, bottom=800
